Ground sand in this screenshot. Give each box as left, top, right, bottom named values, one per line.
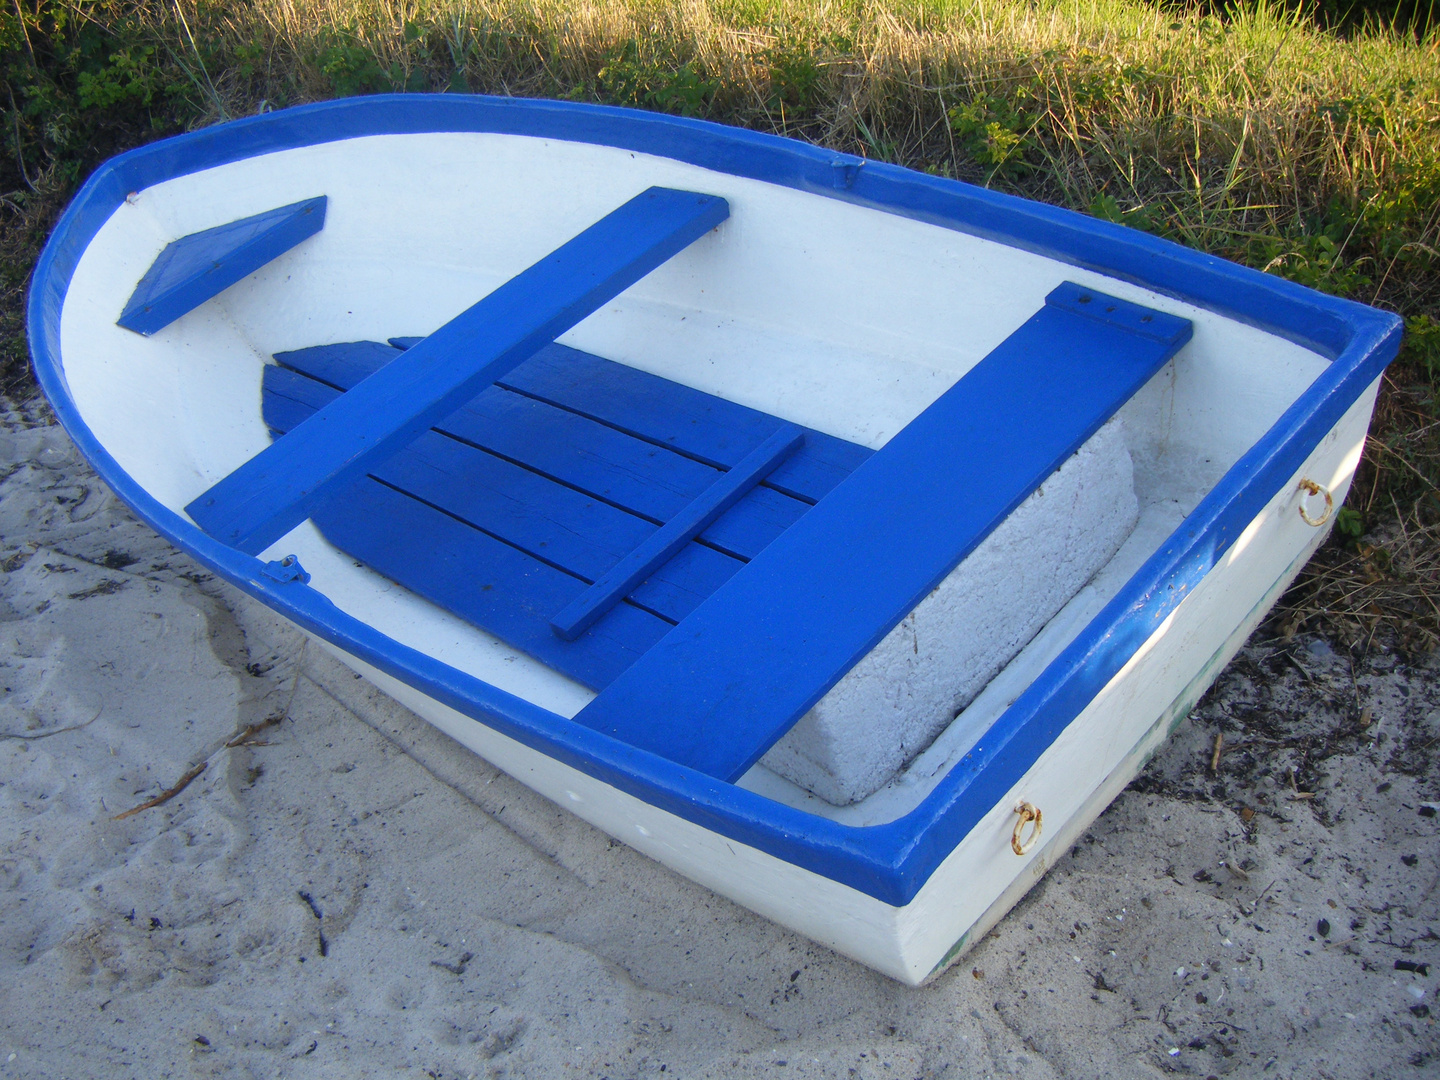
left=1, top=399, right=1437, bottom=1079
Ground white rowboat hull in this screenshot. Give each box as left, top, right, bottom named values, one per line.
left=29, top=96, right=1401, bottom=983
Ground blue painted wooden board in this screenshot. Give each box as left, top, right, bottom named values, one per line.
left=316, top=480, right=674, bottom=690
left=118, top=197, right=326, bottom=336
left=552, top=423, right=804, bottom=641
left=187, top=187, right=730, bottom=555
left=262, top=365, right=745, bottom=625
left=262, top=339, right=873, bottom=690
left=273, top=342, right=816, bottom=561
left=498, top=344, right=869, bottom=503
left=574, top=283, right=1193, bottom=779
left=391, top=339, right=870, bottom=504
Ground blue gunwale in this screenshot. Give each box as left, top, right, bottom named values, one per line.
left=28, top=94, right=1404, bottom=907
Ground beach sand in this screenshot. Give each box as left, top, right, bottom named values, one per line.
left=2, top=400, right=1436, bottom=1078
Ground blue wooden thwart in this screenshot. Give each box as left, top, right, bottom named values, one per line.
left=117, top=196, right=326, bottom=335
left=575, top=283, right=1193, bottom=781
left=551, top=424, right=805, bottom=641
left=187, top=187, right=730, bottom=555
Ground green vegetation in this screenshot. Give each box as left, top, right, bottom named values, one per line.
left=1, top=0, right=1438, bottom=637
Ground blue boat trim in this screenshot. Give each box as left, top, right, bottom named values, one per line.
left=118, top=195, right=326, bottom=335
left=53, top=94, right=1372, bottom=359
left=186, top=186, right=730, bottom=554
left=578, top=283, right=1191, bottom=781
left=261, top=554, right=311, bottom=585
left=28, top=94, right=1404, bottom=907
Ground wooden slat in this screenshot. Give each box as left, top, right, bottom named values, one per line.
left=500, top=345, right=868, bottom=502
left=551, top=424, right=804, bottom=641
left=314, top=481, right=672, bottom=690
left=262, top=366, right=745, bottom=625
left=574, top=284, right=1193, bottom=779
left=391, top=339, right=872, bottom=504
left=274, top=339, right=400, bottom=385
left=187, top=187, right=730, bottom=555
left=272, top=342, right=809, bottom=561
left=118, top=197, right=327, bottom=336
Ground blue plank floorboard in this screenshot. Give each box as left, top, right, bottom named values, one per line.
left=118, top=197, right=326, bottom=336
left=551, top=423, right=804, bottom=641
left=262, top=367, right=745, bottom=624
left=315, top=480, right=673, bottom=690
left=189, top=186, right=730, bottom=555
left=498, top=344, right=868, bottom=503
left=273, top=342, right=814, bottom=560
left=389, top=337, right=869, bottom=504
left=574, top=283, right=1194, bottom=779
left=261, top=338, right=873, bottom=691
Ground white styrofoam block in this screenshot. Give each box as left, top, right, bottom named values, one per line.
left=760, top=418, right=1140, bottom=805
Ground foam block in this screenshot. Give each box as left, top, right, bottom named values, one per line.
left=759, top=418, right=1139, bottom=805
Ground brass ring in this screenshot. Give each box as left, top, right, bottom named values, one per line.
left=1012, top=801, right=1042, bottom=856
left=1297, top=479, right=1333, bottom=527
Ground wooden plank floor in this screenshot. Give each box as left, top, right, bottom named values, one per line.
left=263, top=340, right=872, bottom=691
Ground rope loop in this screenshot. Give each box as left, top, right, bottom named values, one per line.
left=1297, top=479, right=1333, bottom=528
left=1012, top=801, right=1043, bottom=856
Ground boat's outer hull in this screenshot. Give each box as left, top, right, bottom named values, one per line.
left=30, top=96, right=1404, bottom=984
left=308, top=379, right=1375, bottom=984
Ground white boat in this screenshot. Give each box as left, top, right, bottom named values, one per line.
left=29, top=94, right=1401, bottom=984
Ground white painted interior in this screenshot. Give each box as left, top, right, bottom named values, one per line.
left=50, top=128, right=1368, bottom=978
left=58, top=133, right=1329, bottom=796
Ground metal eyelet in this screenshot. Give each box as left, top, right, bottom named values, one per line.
left=1012, top=801, right=1043, bottom=856
left=1297, top=479, right=1333, bottom=527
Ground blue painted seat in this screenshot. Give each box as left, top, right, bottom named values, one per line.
left=188, top=187, right=731, bottom=555
left=119, top=197, right=327, bottom=336
left=574, top=283, right=1192, bottom=780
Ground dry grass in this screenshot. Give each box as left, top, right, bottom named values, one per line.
left=4, top=0, right=1440, bottom=638
left=144, top=0, right=1440, bottom=316
left=7, top=0, right=1438, bottom=321
left=1276, top=371, right=1440, bottom=651
left=1274, top=505, right=1440, bottom=652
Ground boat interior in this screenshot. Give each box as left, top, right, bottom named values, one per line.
left=56, top=132, right=1335, bottom=827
